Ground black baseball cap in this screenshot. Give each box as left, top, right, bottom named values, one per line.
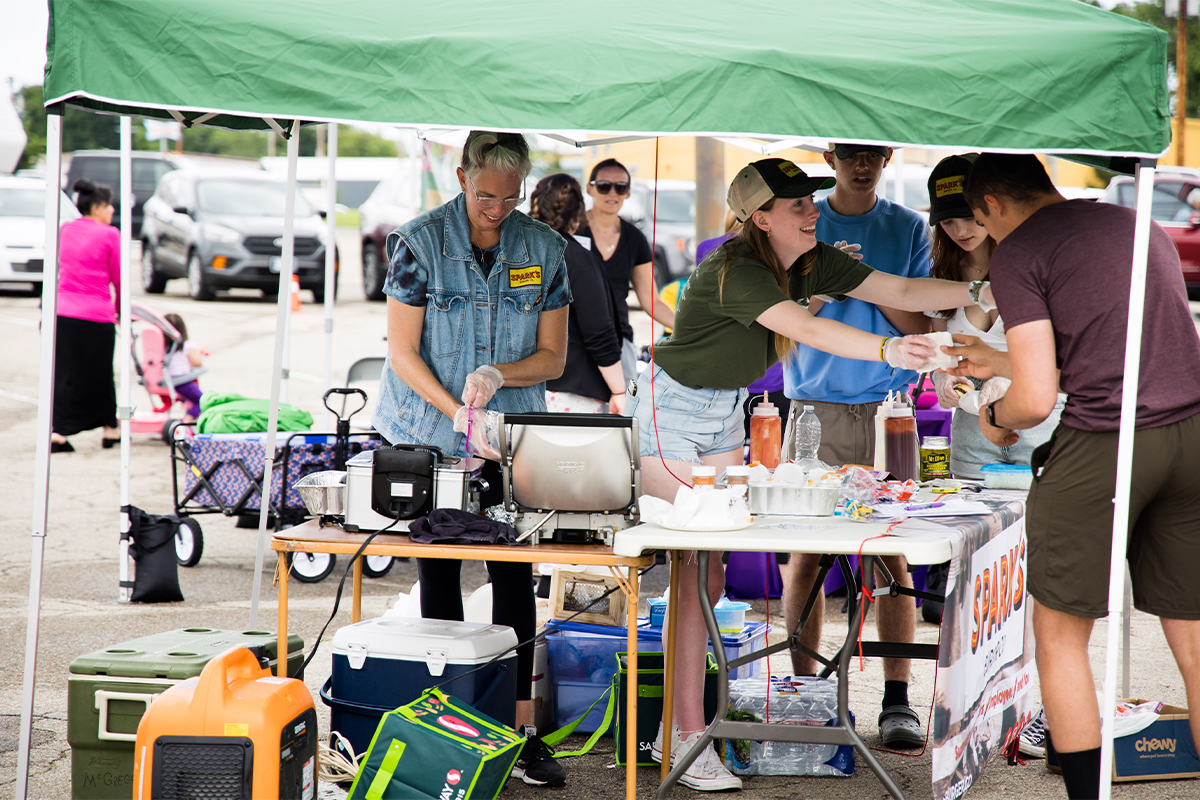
left=727, top=159, right=835, bottom=222
left=832, top=143, right=892, bottom=160
left=927, top=153, right=980, bottom=225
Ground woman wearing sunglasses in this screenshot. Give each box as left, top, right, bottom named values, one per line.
left=372, top=130, right=571, bottom=787
left=579, top=158, right=679, bottom=387
left=629, top=158, right=996, bottom=792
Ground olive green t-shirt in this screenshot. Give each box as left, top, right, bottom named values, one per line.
left=653, top=241, right=873, bottom=389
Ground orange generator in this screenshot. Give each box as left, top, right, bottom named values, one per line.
left=132, top=646, right=317, bottom=800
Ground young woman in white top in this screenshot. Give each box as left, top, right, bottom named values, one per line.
left=926, top=154, right=1062, bottom=478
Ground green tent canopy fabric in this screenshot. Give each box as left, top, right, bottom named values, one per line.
left=44, top=0, right=1169, bottom=158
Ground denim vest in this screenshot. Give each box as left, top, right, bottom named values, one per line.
left=372, top=194, right=568, bottom=456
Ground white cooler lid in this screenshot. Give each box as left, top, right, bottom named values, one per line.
left=332, top=617, right=519, bottom=673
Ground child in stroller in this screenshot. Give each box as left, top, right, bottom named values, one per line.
left=162, top=312, right=207, bottom=421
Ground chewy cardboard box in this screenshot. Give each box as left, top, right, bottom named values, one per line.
left=1049, top=700, right=1200, bottom=782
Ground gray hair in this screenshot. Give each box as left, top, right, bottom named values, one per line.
left=461, top=131, right=533, bottom=181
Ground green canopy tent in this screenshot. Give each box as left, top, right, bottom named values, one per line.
left=21, top=1, right=1170, bottom=799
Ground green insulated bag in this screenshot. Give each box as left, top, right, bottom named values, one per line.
left=615, top=651, right=719, bottom=766
left=348, top=688, right=524, bottom=800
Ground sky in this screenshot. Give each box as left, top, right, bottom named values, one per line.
left=0, top=0, right=1134, bottom=93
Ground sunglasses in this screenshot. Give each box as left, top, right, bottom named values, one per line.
left=590, top=180, right=630, bottom=196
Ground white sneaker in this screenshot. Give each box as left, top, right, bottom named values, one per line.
left=676, top=731, right=742, bottom=792
left=650, top=722, right=680, bottom=764
left=1018, top=707, right=1047, bottom=758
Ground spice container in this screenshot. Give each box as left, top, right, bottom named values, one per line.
left=692, top=465, right=716, bottom=490
left=919, top=436, right=951, bottom=481
left=726, top=466, right=750, bottom=501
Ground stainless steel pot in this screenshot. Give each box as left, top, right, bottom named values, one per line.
left=749, top=482, right=838, bottom=516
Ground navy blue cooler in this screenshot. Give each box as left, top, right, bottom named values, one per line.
left=321, top=617, right=519, bottom=758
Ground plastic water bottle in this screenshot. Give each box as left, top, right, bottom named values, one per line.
left=795, top=405, right=821, bottom=461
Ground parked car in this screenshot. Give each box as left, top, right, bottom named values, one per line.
left=621, top=179, right=696, bottom=289
left=358, top=165, right=420, bottom=301
left=1101, top=168, right=1200, bottom=296
left=140, top=169, right=336, bottom=301
left=0, top=175, right=81, bottom=294
left=65, top=151, right=183, bottom=238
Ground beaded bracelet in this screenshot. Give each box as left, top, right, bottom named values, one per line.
left=968, top=280, right=984, bottom=305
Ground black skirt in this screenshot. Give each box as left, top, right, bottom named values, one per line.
left=53, top=316, right=117, bottom=436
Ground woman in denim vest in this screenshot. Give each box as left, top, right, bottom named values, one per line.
left=373, top=131, right=572, bottom=787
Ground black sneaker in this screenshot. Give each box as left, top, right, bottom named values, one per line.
left=512, top=725, right=566, bottom=787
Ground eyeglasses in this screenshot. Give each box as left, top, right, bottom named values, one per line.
left=467, top=175, right=525, bottom=210
left=590, top=180, right=630, bottom=196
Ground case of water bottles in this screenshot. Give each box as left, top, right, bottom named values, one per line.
left=722, top=676, right=856, bottom=777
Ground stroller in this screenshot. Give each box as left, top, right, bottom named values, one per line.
left=129, top=302, right=207, bottom=442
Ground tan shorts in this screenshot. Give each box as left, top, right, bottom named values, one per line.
left=782, top=398, right=881, bottom=466
left=1026, top=413, right=1200, bottom=620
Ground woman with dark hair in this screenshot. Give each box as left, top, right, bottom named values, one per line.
left=924, top=154, right=1062, bottom=479
left=373, top=131, right=571, bottom=788
left=630, top=158, right=996, bottom=791
left=531, top=173, right=625, bottom=413
left=578, top=157, right=677, bottom=387
left=50, top=178, right=121, bottom=453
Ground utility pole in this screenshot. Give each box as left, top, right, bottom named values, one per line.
left=1168, top=0, right=1196, bottom=166
left=694, top=138, right=725, bottom=257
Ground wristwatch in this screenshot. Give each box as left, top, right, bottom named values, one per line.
left=985, top=401, right=998, bottom=428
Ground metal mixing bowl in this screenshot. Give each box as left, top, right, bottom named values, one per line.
left=295, top=470, right=347, bottom=516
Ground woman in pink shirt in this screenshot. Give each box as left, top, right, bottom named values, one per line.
left=51, top=178, right=121, bottom=452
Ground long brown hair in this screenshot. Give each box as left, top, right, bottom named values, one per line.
left=716, top=198, right=815, bottom=359
left=928, top=223, right=995, bottom=317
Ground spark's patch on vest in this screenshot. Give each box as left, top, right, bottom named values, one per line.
left=509, top=265, right=542, bottom=288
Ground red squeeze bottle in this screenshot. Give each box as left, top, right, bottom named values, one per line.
left=749, top=392, right=782, bottom=469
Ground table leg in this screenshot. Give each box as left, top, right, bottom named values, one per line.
left=277, top=552, right=288, bottom=678
left=661, top=551, right=680, bottom=780
left=626, top=565, right=639, bottom=800
left=352, top=556, right=363, bottom=623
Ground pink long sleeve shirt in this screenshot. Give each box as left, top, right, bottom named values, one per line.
left=57, top=217, right=121, bottom=324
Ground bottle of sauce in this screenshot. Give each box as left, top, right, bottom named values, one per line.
left=749, top=392, right=782, bottom=469
left=884, top=403, right=919, bottom=482
left=919, top=436, right=952, bottom=481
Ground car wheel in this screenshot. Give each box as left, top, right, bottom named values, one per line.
left=187, top=251, right=215, bottom=301
left=175, top=517, right=203, bottom=567
left=141, top=243, right=168, bottom=294
left=287, top=551, right=337, bottom=583
left=311, top=266, right=339, bottom=304
left=362, top=242, right=386, bottom=301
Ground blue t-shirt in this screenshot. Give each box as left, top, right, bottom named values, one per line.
left=784, top=196, right=931, bottom=405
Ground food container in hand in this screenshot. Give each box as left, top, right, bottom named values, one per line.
left=980, top=463, right=1033, bottom=490
left=748, top=483, right=839, bottom=516
left=714, top=599, right=751, bottom=633
left=295, top=470, right=348, bottom=515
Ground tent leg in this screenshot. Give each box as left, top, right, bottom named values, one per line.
left=118, top=117, right=134, bottom=603
left=17, top=104, right=65, bottom=800
left=324, top=124, right=338, bottom=430
left=249, top=120, right=301, bottom=630
left=1098, top=158, right=1156, bottom=799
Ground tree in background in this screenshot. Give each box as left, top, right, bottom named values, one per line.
left=1110, top=1, right=1200, bottom=117
left=15, top=85, right=401, bottom=170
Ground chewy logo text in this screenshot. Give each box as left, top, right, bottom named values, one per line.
left=1135, top=736, right=1176, bottom=754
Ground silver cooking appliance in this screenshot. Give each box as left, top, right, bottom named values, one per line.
left=499, top=413, right=640, bottom=545
left=343, top=449, right=480, bottom=532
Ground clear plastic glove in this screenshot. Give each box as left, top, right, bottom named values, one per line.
left=974, top=281, right=998, bottom=313
left=452, top=406, right=502, bottom=460
left=883, top=334, right=938, bottom=371
left=978, top=376, right=1011, bottom=407
left=834, top=240, right=864, bottom=261
left=932, top=371, right=973, bottom=410
left=461, top=365, right=504, bottom=409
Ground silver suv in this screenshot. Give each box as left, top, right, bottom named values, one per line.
left=140, top=170, right=336, bottom=301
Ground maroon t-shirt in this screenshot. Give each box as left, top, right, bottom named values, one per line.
left=991, top=199, right=1200, bottom=432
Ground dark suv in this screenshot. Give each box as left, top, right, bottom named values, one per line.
left=1101, top=169, right=1200, bottom=297
left=140, top=170, right=336, bottom=301
left=65, top=151, right=182, bottom=238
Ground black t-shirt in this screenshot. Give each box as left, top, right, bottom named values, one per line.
left=547, top=237, right=623, bottom=401
left=577, top=218, right=653, bottom=341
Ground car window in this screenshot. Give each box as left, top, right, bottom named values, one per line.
left=653, top=190, right=695, bottom=224
left=1151, top=182, right=1190, bottom=222
left=0, top=187, right=48, bottom=217
left=133, top=160, right=175, bottom=192
left=73, top=157, right=119, bottom=191
left=195, top=179, right=314, bottom=217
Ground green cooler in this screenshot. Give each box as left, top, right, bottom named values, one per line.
left=67, top=627, right=304, bottom=800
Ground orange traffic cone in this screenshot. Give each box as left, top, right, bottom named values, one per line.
left=290, top=273, right=303, bottom=312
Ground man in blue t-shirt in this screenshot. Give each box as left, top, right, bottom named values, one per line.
left=780, top=142, right=932, bottom=749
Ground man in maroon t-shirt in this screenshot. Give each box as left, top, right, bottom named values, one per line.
left=946, top=153, right=1200, bottom=800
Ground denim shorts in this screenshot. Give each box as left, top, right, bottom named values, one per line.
left=625, top=364, right=747, bottom=462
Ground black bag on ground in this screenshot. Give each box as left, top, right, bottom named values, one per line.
left=121, top=505, right=184, bottom=603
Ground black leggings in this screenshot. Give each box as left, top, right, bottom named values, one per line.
left=416, top=558, right=535, bottom=701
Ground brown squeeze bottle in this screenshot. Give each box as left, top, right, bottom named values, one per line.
left=884, top=402, right=919, bottom=482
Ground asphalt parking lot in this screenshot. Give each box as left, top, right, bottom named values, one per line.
left=0, top=233, right=1196, bottom=799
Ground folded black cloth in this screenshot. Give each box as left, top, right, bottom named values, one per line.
left=407, top=508, right=519, bottom=545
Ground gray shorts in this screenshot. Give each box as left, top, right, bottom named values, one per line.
left=782, top=398, right=882, bottom=466
left=949, top=402, right=1063, bottom=479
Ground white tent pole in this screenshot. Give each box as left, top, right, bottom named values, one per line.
left=323, top=123, right=338, bottom=429
left=249, top=119, right=300, bottom=629
left=117, top=117, right=133, bottom=604
left=1098, top=157, right=1155, bottom=799
left=893, top=147, right=905, bottom=207
left=17, top=104, right=64, bottom=800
